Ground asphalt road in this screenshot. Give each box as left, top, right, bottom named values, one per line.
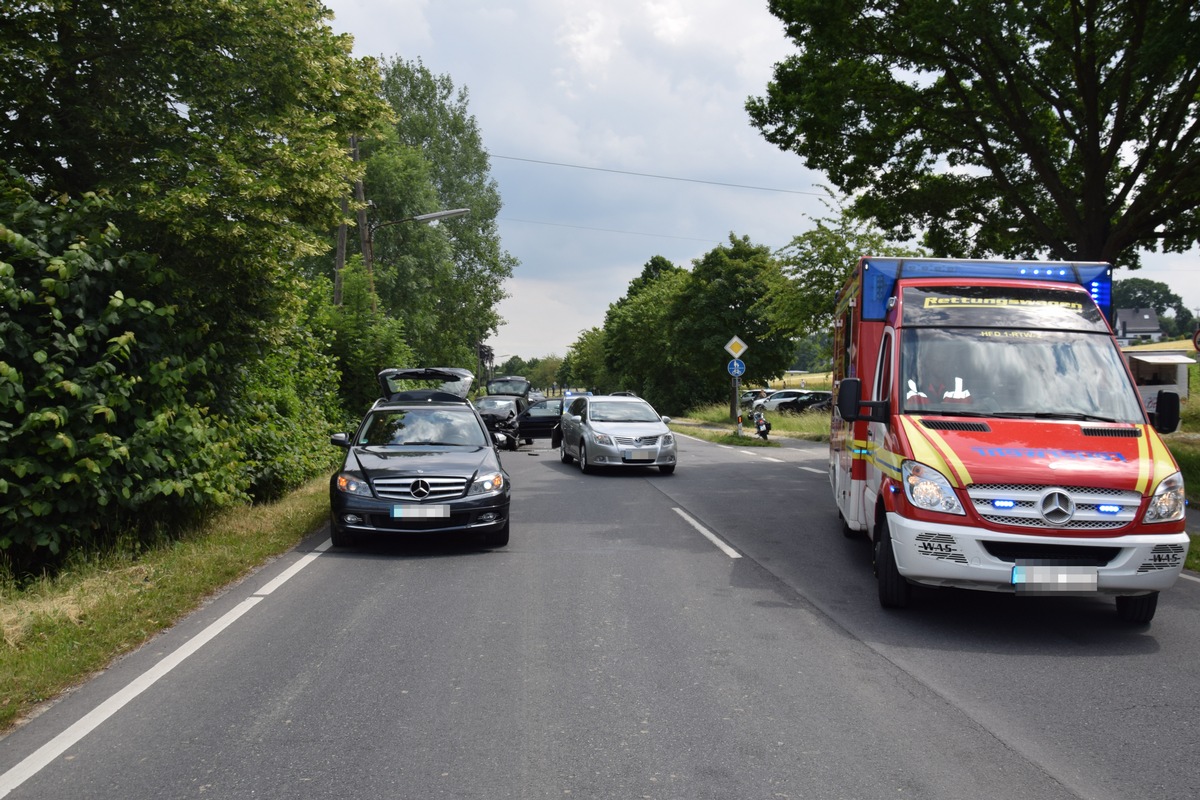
left=1, top=433, right=1198, bottom=799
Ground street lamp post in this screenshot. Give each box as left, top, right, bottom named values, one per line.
left=363, top=207, right=470, bottom=312
left=351, top=207, right=471, bottom=311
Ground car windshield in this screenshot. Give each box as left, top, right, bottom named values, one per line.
left=358, top=408, right=488, bottom=446
left=589, top=401, right=662, bottom=422
left=898, top=327, right=1144, bottom=422
left=487, top=378, right=529, bottom=395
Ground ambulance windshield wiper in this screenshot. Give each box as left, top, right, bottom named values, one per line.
left=988, top=411, right=1122, bottom=423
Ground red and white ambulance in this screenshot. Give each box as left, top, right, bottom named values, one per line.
left=831, top=258, right=1189, bottom=623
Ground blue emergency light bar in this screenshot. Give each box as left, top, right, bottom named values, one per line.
left=858, top=258, right=1114, bottom=323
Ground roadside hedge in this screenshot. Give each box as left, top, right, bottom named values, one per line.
left=0, top=174, right=247, bottom=571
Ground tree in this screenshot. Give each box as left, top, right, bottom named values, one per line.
left=603, top=256, right=686, bottom=390
left=763, top=190, right=925, bottom=337
left=603, top=260, right=689, bottom=403
left=565, top=328, right=615, bottom=393
left=0, top=0, right=390, bottom=367
left=747, top=1, right=1200, bottom=267
left=375, top=57, right=516, bottom=365
left=663, top=236, right=795, bottom=415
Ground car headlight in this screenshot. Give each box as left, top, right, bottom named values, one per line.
left=1145, top=471, right=1185, bottom=523
left=662, top=432, right=675, bottom=446
left=901, top=461, right=964, bottom=515
left=469, top=471, right=506, bottom=496
left=591, top=432, right=614, bottom=446
left=335, top=473, right=373, bottom=497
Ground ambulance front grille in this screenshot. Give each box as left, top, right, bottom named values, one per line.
left=968, top=484, right=1141, bottom=530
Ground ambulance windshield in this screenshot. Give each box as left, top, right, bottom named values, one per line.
left=898, top=327, right=1144, bottom=422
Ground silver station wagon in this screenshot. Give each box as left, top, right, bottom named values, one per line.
left=555, top=395, right=677, bottom=475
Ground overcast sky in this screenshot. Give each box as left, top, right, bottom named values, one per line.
left=322, top=0, right=1198, bottom=360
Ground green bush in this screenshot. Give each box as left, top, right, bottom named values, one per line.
left=0, top=174, right=247, bottom=571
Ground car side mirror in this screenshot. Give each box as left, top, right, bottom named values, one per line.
left=330, top=432, right=351, bottom=448
left=492, top=432, right=507, bottom=447
left=661, top=415, right=671, bottom=424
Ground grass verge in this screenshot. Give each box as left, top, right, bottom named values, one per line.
left=0, top=477, right=329, bottom=733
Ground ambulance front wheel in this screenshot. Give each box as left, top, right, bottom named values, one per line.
left=1115, top=592, right=1158, bottom=624
left=874, top=515, right=911, bottom=608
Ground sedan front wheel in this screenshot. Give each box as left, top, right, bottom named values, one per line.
left=578, top=442, right=591, bottom=474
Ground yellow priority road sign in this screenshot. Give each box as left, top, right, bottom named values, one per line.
left=724, top=336, right=748, bottom=359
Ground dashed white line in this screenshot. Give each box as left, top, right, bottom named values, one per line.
left=673, top=508, right=741, bottom=559
left=799, top=466, right=825, bottom=474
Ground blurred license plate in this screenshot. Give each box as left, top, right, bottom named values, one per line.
left=624, top=450, right=654, bottom=461
left=1011, top=564, right=1098, bottom=593
left=392, top=505, right=449, bottom=519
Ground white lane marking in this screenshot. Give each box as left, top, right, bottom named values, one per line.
left=1180, top=572, right=1200, bottom=584
left=799, top=466, right=826, bottom=474
left=254, top=540, right=330, bottom=596
left=673, top=508, right=741, bottom=559
left=0, top=543, right=329, bottom=798
left=739, top=450, right=757, bottom=456
left=763, top=457, right=785, bottom=463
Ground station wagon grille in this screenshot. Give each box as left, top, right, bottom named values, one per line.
left=614, top=435, right=660, bottom=447
left=372, top=476, right=468, bottom=501
left=968, top=484, right=1141, bottom=530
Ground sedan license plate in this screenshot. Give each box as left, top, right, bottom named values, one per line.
left=623, top=449, right=655, bottom=462
left=392, top=505, right=450, bottom=519
left=1011, top=564, right=1098, bottom=593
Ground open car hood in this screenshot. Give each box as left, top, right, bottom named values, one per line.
left=377, top=367, right=474, bottom=400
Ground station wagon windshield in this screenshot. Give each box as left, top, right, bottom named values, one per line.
left=589, top=402, right=661, bottom=422
left=359, top=408, right=487, bottom=447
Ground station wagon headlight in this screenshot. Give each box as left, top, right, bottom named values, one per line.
left=902, top=461, right=965, bottom=515
left=469, top=471, right=506, bottom=495
left=591, top=432, right=614, bottom=446
left=336, top=473, right=373, bottom=497
left=1145, top=472, right=1185, bottom=523
left=662, top=433, right=675, bottom=446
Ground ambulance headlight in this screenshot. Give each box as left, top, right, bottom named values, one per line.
left=902, top=461, right=965, bottom=515
left=1145, top=472, right=1185, bottom=523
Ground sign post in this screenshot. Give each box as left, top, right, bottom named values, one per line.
left=725, top=337, right=749, bottom=425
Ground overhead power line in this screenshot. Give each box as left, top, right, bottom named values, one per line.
left=488, top=153, right=824, bottom=197
left=499, top=216, right=719, bottom=244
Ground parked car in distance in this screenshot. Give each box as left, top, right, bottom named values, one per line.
left=555, top=394, right=677, bottom=474
left=740, top=388, right=775, bottom=406
left=752, top=388, right=811, bottom=411
left=515, top=398, right=564, bottom=442
left=774, top=390, right=833, bottom=413
left=329, top=368, right=511, bottom=549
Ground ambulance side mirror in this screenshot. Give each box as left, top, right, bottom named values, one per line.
left=836, top=378, right=888, bottom=423
left=1153, top=390, right=1180, bottom=434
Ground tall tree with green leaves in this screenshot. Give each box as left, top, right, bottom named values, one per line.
left=662, top=236, right=795, bottom=415
left=1, top=0, right=390, bottom=367
left=374, top=57, right=516, bottom=366
left=0, top=0, right=392, bottom=559
left=763, top=190, right=925, bottom=338
left=602, top=258, right=688, bottom=401
left=747, top=1, right=1200, bottom=267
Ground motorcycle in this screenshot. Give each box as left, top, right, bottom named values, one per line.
left=751, top=409, right=771, bottom=441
